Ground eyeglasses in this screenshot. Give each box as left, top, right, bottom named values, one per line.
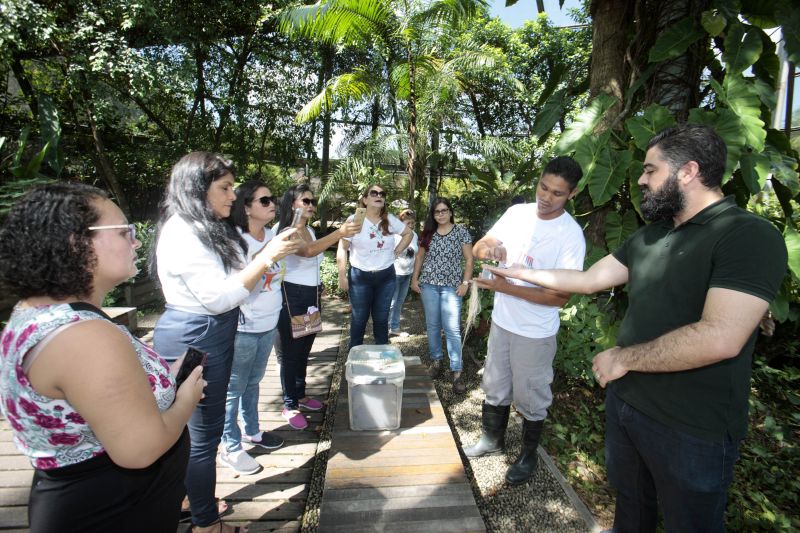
left=368, top=190, right=387, bottom=198
left=434, top=208, right=450, bottom=215
left=255, top=195, right=276, bottom=207
left=301, top=198, right=318, bottom=206
left=88, top=224, right=137, bottom=243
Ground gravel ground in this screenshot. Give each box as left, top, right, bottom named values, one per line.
left=302, top=297, right=598, bottom=533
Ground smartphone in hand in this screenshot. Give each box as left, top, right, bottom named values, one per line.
left=174, top=347, right=207, bottom=388
left=291, top=207, right=304, bottom=227
left=353, top=207, right=367, bottom=226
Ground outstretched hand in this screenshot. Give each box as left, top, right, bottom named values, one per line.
left=262, top=229, right=302, bottom=262
left=486, top=265, right=528, bottom=281
left=339, top=221, right=362, bottom=239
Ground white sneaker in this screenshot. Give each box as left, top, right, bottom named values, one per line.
left=218, top=449, right=261, bottom=475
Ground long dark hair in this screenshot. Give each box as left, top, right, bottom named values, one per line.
left=277, top=184, right=312, bottom=233
left=360, top=183, right=390, bottom=235
left=231, top=179, right=269, bottom=234
left=420, top=197, right=454, bottom=249
left=150, top=152, right=246, bottom=276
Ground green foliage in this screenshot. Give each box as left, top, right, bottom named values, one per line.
left=320, top=251, right=346, bottom=299
left=725, top=339, right=800, bottom=531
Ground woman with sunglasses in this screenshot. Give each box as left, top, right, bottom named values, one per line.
left=217, top=180, right=288, bottom=475
left=411, top=197, right=473, bottom=394
left=151, top=153, right=300, bottom=533
left=337, top=185, right=413, bottom=348
left=0, top=182, right=204, bottom=532
left=275, top=184, right=361, bottom=430
left=388, top=209, right=419, bottom=336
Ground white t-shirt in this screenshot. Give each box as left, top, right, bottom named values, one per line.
left=278, top=225, right=323, bottom=286
left=393, top=232, right=419, bottom=275
left=238, top=230, right=285, bottom=332
left=156, top=215, right=249, bottom=315
left=345, top=213, right=406, bottom=271
left=486, top=203, right=585, bottom=338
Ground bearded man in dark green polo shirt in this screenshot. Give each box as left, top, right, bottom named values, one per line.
left=485, top=123, right=788, bottom=533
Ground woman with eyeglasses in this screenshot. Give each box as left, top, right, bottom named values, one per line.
left=388, top=209, right=419, bottom=336
left=0, top=182, right=204, bottom=532
left=151, top=153, right=300, bottom=533
left=337, top=185, right=413, bottom=348
left=217, top=180, right=288, bottom=476
left=411, top=197, right=474, bottom=394
left=275, top=184, right=361, bottom=430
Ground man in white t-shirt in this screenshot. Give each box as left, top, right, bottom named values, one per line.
left=470, top=156, right=586, bottom=486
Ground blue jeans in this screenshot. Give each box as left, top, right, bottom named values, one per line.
left=277, top=282, right=322, bottom=410
left=419, top=283, right=463, bottom=372
left=153, top=306, right=239, bottom=528
left=222, top=328, right=276, bottom=452
left=605, top=387, right=740, bottom=533
left=388, top=273, right=412, bottom=331
left=348, top=265, right=396, bottom=348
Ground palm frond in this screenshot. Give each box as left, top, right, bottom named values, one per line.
left=296, top=69, right=380, bottom=123
left=279, top=0, right=395, bottom=47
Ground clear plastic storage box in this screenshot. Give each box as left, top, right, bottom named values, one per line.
left=345, top=345, right=405, bottom=430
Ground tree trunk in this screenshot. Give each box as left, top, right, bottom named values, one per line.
left=647, top=0, right=708, bottom=120
left=213, top=36, right=253, bottom=152
left=589, top=0, right=634, bottom=102
left=405, top=44, right=423, bottom=206
left=10, top=55, right=38, bottom=118
left=427, top=125, right=441, bottom=209
left=81, top=87, right=130, bottom=217
left=319, top=45, right=334, bottom=233
left=185, top=44, right=207, bottom=146
left=467, top=90, right=486, bottom=138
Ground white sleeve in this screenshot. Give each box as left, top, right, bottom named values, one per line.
left=158, top=218, right=249, bottom=314
left=388, top=214, right=406, bottom=234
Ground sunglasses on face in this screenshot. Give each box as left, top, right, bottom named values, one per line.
left=255, top=195, right=277, bottom=207
left=88, top=224, right=137, bottom=244
left=434, top=208, right=450, bottom=215
left=301, top=198, right=318, bottom=206
left=368, top=190, right=387, bottom=198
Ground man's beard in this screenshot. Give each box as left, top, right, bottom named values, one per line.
left=640, top=172, right=685, bottom=221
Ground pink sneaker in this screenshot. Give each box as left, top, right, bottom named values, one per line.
left=282, top=408, right=308, bottom=430
left=298, top=397, right=324, bottom=411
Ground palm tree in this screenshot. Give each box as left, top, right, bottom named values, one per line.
left=279, top=0, right=490, bottom=204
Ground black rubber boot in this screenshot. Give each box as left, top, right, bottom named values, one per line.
left=505, top=419, right=544, bottom=485
left=463, top=402, right=510, bottom=457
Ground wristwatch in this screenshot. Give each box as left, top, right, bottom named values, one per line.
left=461, top=281, right=470, bottom=286
left=263, top=258, right=275, bottom=271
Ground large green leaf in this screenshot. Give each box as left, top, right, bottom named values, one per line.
left=701, top=10, right=726, bottom=36
left=554, top=92, right=617, bottom=155
left=575, top=137, right=631, bottom=207
left=775, top=6, right=800, bottom=63
left=785, top=224, right=800, bottom=280
left=739, top=151, right=771, bottom=194
left=724, top=75, right=766, bottom=151
left=625, top=104, right=676, bottom=151
left=722, top=22, right=763, bottom=74
left=605, top=210, right=639, bottom=251
left=648, top=17, right=706, bottom=63
left=531, top=87, right=567, bottom=139
left=628, top=161, right=644, bottom=220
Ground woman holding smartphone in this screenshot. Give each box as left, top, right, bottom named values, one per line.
left=337, top=184, right=413, bottom=348
left=218, top=180, right=287, bottom=475
left=275, top=185, right=360, bottom=430
left=151, top=153, right=300, bottom=533
left=411, top=197, right=473, bottom=394
left=0, top=182, right=204, bottom=532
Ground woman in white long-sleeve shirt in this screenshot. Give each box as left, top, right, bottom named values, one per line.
left=151, top=152, right=299, bottom=533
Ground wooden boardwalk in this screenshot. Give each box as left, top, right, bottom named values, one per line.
left=318, top=355, right=486, bottom=532
left=0, top=298, right=486, bottom=532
